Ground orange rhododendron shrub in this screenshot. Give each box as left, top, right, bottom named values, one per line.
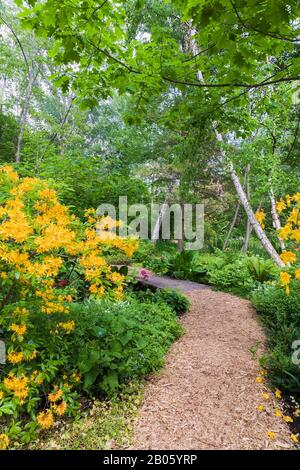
left=276, top=193, right=300, bottom=294
left=0, top=165, right=138, bottom=446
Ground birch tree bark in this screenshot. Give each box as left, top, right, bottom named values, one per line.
left=223, top=167, right=248, bottom=250
left=151, top=177, right=178, bottom=244
left=151, top=197, right=169, bottom=243
left=177, top=202, right=184, bottom=253
left=242, top=165, right=251, bottom=253
left=223, top=201, right=240, bottom=250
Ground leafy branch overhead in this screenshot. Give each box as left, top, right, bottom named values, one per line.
left=16, top=0, right=300, bottom=106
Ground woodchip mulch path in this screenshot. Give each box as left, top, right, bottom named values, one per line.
left=130, top=279, right=293, bottom=450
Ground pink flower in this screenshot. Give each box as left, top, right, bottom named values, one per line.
left=58, top=278, right=69, bottom=287
left=140, top=269, right=150, bottom=279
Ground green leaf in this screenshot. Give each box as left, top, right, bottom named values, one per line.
left=0, top=402, right=16, bottom=415
left=102, top=371, right=119, bottom=391
left=84, top=366, right=100, bottom=389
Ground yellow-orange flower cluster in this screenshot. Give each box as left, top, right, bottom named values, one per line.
left=280, top=269, right=291, bottom=294
left=53, top=401, right=68, bottom=416
left=3, top=373, right=29, bottom=403
left=276, top=193, right=300, bottom=294
left=280, top=251, right=297, bottom=265
left=10, top=323, right=27, bottom=336
left=48, top=387, right=63, bottom=402
left=255, top=209, right=266, bottom=229
left=7, top=351, right=24, bottom=364
left=0, top=434, right=9, bottom=450
left=57, top=320, right=75, bottom=334
left=37, top=410, right=54, bottom=429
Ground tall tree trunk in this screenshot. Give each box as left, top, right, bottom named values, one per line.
left=151, top=180, right=178, bottom=244
left=216, top=123, right=284, bottom=265
left=223, top=168, right=248, bottom=250
left=0, top=77, right=6, bottom=114
left=177, top=202, right=184, bottom=253
left=270, top=188, right=285, bottom=252
left=242, top=165, right=251, bottom=253
left=151, top=196, right=169, bottom=243
left=16, top=62, right=36, bottom=163
left=223, top=201, right=240, bottom=250
left=187, top=26, right=284, bottom=267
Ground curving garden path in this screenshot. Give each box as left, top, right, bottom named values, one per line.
left=130, top=273, right=292, bottom=450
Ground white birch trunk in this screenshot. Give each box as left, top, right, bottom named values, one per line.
left=177, top=202, right=184, bottom=253
left=223, top=201, right=240, bottom=250
left=151, top=197, right=169, bottom=243
left=151, top=178, right=179, bottom=243
left=243, top=218, right=251, bottom=253
left=223, top=168, right=249, bottom=250
left=242, top=167, right=251, bottom=253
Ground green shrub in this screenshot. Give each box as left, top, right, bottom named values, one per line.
left=246, top=256, right=278, bottom=283
left=133, top=241, right=177, bottom=269
left=145, top=256, right=171, bottom=275
left=128, top=287, right=190, bottom=315
left=167, top=251, right=197, bottom=279
left=64, top=299, right=183, bottom=394
left=252, top=283, right=300, bottom=393
left=132, top=240, right=155, bottom=264
left=128, top=287, right=156, bottom=303
left=105, top=253, right=132, bottom=265
left=155, top=240, right=178, bottom=256
left=146, top=250, right=227, bottom=283
left=207, top=259, right=255, bottom=296
left=154, top=288, right=190, bottom=315
left=190, top=253, right=227, bottom=282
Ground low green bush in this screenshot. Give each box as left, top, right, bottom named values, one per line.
left=154, top=288, right=190, bottom=315
left=144, top=256, right=171, bottom=275
left=63, top=299, right=183, bottom=394
left=246, top=256, right=278, bottom=283
left=189, top=253, right=226, bottom=283
left=133, top=241, right=177, bottom=270
left=168, top=251, right=196, bottom=279
left=127, top=287, right=190, bottom=315
left=105, top=253, right=132, bottom=265
left=155, top=240, right=178, bottom=256
left=132, top=241, right=156, bottom=264
left=207, top=259, right=256, bottom=296
left=252, top=283, right=300, bottom=394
